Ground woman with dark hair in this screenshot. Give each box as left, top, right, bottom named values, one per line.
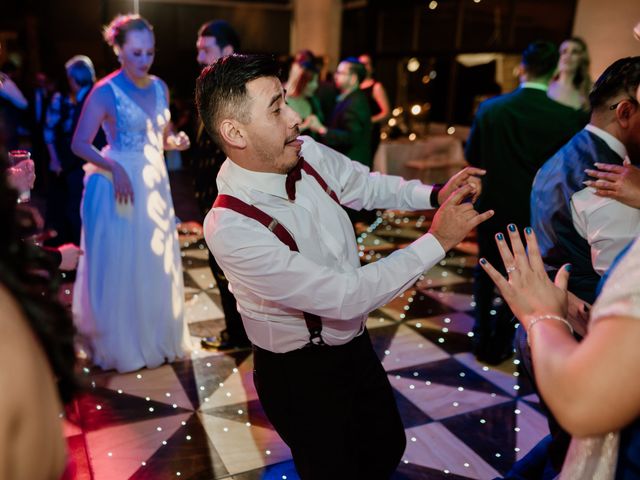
left=71, top=14, right=191, bottom=373
left=358, top=53, right=390, bottom=156
left=285, top=52, right=323, bottom=129
left=548, top=37, right=592, bottom=111
left=0, top=158, right=78, bottom=478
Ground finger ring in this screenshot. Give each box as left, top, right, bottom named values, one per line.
left=506, top=265, right=517, bottom=274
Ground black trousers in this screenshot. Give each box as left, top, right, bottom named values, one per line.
left=253, top=331, right=406, bottom=480
left=207, top=251, right=249, bottom=345
left=45, top=168, right=84, bottom=247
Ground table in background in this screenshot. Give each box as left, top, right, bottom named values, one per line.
left=373, top=134, right=468, bottom=185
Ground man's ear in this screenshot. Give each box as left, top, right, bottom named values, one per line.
left=220, top=119, right=246, bottom=149
left=221, top=45, right=235, bottom=57
left=616, top=100, right=637, bottom=129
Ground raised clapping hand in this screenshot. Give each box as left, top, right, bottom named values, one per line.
left=584, top=161, right=640, bottom=209
left=478, top=225, right=570, bottom=331
left=170, top=131, right=191, bottom=151
left=428, top=183, right=494, bottom=251
left=438, top=166, right=486, bottom=205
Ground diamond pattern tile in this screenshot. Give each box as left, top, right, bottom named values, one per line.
left=67, top=207, right=549, bottom=479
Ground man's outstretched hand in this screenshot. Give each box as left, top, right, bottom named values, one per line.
left=438, top=166, right=486, bottom=206
left=429, top=183, right=494, bottom=251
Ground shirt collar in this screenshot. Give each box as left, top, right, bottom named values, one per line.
left=219, top=156, right=290, bottom=201
left=520, top=82, right=548, bottom=92
left=585, top=124, right=628, bottom=159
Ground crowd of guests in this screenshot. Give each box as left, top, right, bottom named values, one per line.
left=1, top=10, right=640, bottom=480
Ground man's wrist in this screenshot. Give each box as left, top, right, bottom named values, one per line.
left=430, top=184, right=444, bottom=208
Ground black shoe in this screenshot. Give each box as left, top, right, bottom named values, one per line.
left=474, top=342, right=513, bottom=365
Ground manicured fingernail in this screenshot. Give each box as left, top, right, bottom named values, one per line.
left=565, top=264, right=572, bottom=272
left=496, top=233, right=504, bottom=241
left=525, top=227, right=532, bottom=235
left=508, top=224, right=516, bottom=232
left=594, top=163, right=602, bottom=167
left=480, top=258, right=487, bottom=265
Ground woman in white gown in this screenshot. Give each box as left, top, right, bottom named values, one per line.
left=72, top=14, right=191, bottom=373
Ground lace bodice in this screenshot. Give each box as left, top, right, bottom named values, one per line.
left=590, top=237, right=640, bottom=326
left=103, top=79, right=169, bottom=153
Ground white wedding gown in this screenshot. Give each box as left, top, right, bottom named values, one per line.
left=73, top=77, right=191, bottom=373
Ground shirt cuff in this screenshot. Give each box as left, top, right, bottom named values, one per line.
left=412, top=184, right=434, bottom=209
left=407, top=232, right=446, bottom=267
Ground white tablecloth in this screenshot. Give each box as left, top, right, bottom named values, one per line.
left=373, top=135, right=467, bottom=184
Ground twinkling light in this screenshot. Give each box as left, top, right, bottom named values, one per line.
left=428, top=1, right=438, bottom=10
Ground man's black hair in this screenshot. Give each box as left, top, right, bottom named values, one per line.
left=589, top=56, right=640, bottom=111
left=521, top=41, right=559, bottom=80
left=198, top=20, right=241, bottom=51
left=196, top=54, right=281, bottom=147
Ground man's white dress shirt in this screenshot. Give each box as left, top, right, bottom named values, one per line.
left=204, top=136, right=446, bottom=353
left=571, top=124, right=640, bottom=275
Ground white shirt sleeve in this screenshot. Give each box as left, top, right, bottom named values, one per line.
left=302, top=136, right=435, bottom=211
left=207, top=210, right=445, bottom=320
left=571, top=188, right=640, bottom=275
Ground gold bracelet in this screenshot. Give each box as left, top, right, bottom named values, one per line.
left=527, top=314, right=574, bottom=346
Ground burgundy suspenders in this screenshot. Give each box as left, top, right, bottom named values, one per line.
left=212, top=158, right=340, bottom=347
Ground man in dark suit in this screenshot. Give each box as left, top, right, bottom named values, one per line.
left=193, top=20, right=250, bottom=350
left=465, top=41, right=587, bottom=365
left=307, top=57, right=374, bottom=226
left=44, top=56, right=104, bottom=246
left=307, top=57, right=372, bottom=167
